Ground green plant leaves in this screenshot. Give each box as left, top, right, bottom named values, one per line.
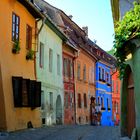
left=114, top=2, right=140, bottom=79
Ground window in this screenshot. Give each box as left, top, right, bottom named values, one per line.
left=106, top=72, right=109, bottom=83
left=99, top=67, right=101, bottom=80
left=116, top=102, right=118, bottom=113
left=49, top=92, right=53, bottom=110
left=116, top=81, right=118, bottom=93
left=12, top=76, right=41, bottom=107
left=12, top=13, right=20, bottom=41
left=101, top=97, right=104, bottom=108
left=63, top=58, right=67, bottom=77
left=98, top=97, right=100, bottom=104
left=107, top=98, right=110, bottom=109
left=49, top=49, right=53, bottom=72
left=39, top=42, right=44, bottom=68
left=92, top=67, right=95, bottom=83
left=57, top=54, right=60, bottom=75
left=70, top=93, right=73, bottom=108
left=84, top=93, right=87, bottom=108
left=70, top=60, right=73, bottom=79
left=67, top=59, right=71, bottom=77
left=83, top=65, right=86, bottom=81
left=112, top=80, right=114, bottom=92
left=65, top=92, right=68, bottom=108
left=78, top=93, right=81, bottom=108
left=41, top=91, right=45, bottom=110
left=102, top=68, right=104, bottom=81
left=26, top=24, right=32, bottom=49
left=77, top=63, right=81, bottom=80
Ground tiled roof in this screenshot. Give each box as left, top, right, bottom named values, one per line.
left=34, top=0, right=117, bottom=66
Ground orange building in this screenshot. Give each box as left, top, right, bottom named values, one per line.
left=112, top=70, right=121, bottom=125
left=0, top=0, right=43, bottom=131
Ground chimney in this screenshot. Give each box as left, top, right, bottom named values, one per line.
left=68, top=15, right=73, bottom=19
left=82, top=26, right=88, bottom=36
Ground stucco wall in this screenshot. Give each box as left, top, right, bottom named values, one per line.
left=96, top=61, right=113, bottom=126
left=0, top=0, right=41, bottom=131
left=121, top=47, right=140, bottom=138
left=75, top=49, right=96, bottom=124
left=36, top=21, right=64, bottom=125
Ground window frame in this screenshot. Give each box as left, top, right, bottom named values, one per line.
left=12, top=12, right=20, bottom=42
left=26, top=24, right=32, bottom=49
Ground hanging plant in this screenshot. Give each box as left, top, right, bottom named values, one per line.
left=26, top=49, right=34, bottom=60
left=113, top=2, right=140, bottom=79
left=12, top=40, right=20, bottom=54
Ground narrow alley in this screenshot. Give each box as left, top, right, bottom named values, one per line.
left=0, top=125, right=127, bottom=140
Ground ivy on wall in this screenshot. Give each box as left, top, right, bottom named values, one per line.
left=113, top=2, right=140, bottom=79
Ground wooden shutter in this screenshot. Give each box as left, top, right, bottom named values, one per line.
left=35, top=81, right=41, bottom=107
left=12, top=76, right=22, bottom=107
left=21, top=79, right=30, bottom=107
left=28, top=80, right=36, bottom=107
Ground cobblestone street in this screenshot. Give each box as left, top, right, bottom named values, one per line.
left=0, top=125, right=127, bottom=140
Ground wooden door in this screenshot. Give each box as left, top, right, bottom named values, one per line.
left=127, top=71, right=136, bottom=138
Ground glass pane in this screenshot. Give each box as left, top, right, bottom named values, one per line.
left=12, top=24, right=15, bottom=32
left=16, top=17, right=19, bottom=24
left=16, top=26, right=19, bottom=33
left=12, top=14, right=15, bottom=22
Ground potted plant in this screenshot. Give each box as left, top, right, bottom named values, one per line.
left=113, top=2, right=140, bottom=79
left=12, top=40, right=20, bottom=54
left=26, top=49, right=34, bottom=60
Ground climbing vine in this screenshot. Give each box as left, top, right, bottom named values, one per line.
left=113, top=2, right=140, bottom=79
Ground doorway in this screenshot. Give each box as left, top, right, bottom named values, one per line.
left=56, top=95, right=62, bottom=124
left=126, top=67, right=136, bottom=137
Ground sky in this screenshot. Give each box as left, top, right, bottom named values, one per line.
left=44, top=0, right=115, bottom=51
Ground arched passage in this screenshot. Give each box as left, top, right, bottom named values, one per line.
left=122, top=65, right=136, bottom=138
left=56, top=95, right=62, bottom=124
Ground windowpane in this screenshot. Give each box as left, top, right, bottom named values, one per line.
left=70, top=60, right=73, bottom=79
left=49, top=92, right=53, bottom=110
left=84, top=93, right=87, bottom=108
left=78, top=93, right=81, bottom=108
left=83, top=65, right=86, bottom=81
left=39, top=42, right=44, bottom=68
left=77, top=63, right=81, bottom=80
left=12, top=13, right=20, bottom=42
left=65, top=92, right=68, bottom=108
left=102, top=69, right=104, bottom=80
left=26, top=24, right=32, bottom=49
left=49, top=49, right=53, bottom=72
left=99, top=67, right=101, bottom=80
left=57, top=54, right=60, bottom=75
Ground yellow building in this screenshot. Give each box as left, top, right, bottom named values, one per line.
left=0, top=0, right=43, bottom=131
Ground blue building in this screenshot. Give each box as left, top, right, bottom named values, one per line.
left=96, top=61, right=114, bottom=126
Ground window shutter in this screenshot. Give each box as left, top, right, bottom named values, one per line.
left=12, top=76, right=22, bottom=107
left=21, top=79, right=30, bottom=107
left=28, top=80, right=36, bottom=107
left=35, top=81, right=41, bottom=107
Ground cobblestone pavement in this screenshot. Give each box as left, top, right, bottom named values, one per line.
left=0, top=125, right=129, bottom=140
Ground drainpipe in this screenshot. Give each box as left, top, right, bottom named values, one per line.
left=34, top=18, right=45, bottom=80
left=73, top=50, right=80, bottom=124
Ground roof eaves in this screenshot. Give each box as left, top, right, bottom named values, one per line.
left=17, top=0, right=43, bottom=18
left=45, top=17, right=67, bottom=41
